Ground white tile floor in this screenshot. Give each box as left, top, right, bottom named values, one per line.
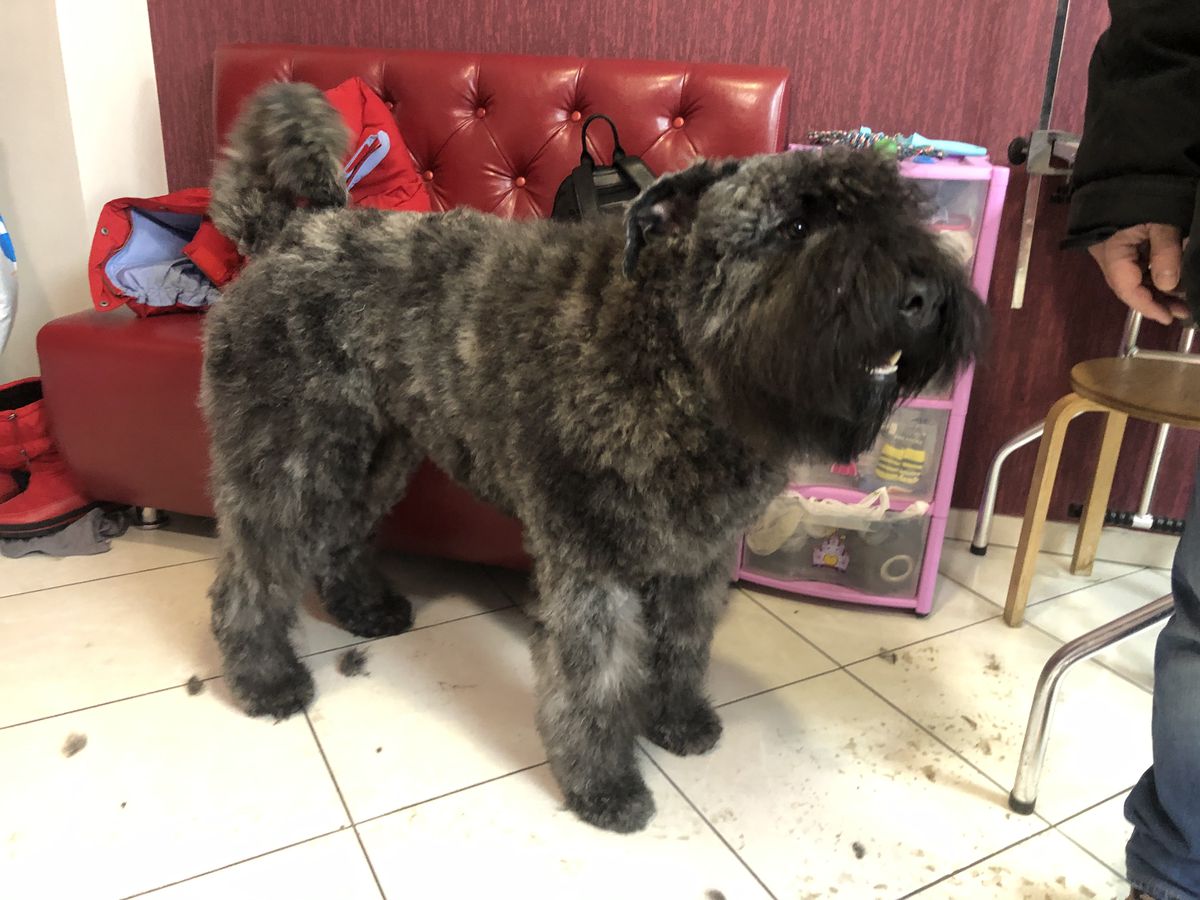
left=0, top=519, right=1168, bottom=899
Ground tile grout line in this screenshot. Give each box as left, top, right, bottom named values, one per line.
left=1054, top=828, right=1131, bottom=886
left=0, top=679, right=213, bottom=733
left=713, top=665, right=839, bottom=710
left=111, top=772, right=1134, bottom=899
left=738, top=584, right=1000, bottom=673
left=0, top=604, right=518, bottom=734
left=306, top=601, right=517, bottom=658
left=0, top=555, right=219, bottom=601
left=749, top=571, right=1151, bottom=696
left=844, top=662, right=1053, bottom=825
left=303, top=713, right=388, bottom=900
left=942, top=535, right=1171, bottom=571
left=939, top=563, right=1162, bottom=696
left=894, top=822, right=1058, bottom=899
left=938, top=560, right=1155, bottom=616
left=1051, top=784, right=1138, bottom=883
left=1050, top=783, right=1136, bottom=829
left=480, top=566, right=529, bottom=607
left=636, top=744, right=780, bottom=900
left=351, top=761, right=549, bottom=828
left=840, top=609, right=1004, bottom=667
left=743, top=576, right=1149, bottom=883
left=735, top=588, right=842, bottom=670
left=118, top=828, right=345, bottom=898
left=741, top=589, right=1057, bottom=828
left=931, top=566, right=1156, bottom=696
left=1019, top=614, right=1158, bottom=696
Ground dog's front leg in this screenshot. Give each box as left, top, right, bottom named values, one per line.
left=530, top=568, right=654, bottom=833
left=641, top=559, right=727, bottom=756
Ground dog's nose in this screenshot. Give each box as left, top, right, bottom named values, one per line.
left=900, top=279, right=941, bottom=326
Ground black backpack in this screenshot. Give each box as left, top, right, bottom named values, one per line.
left=551, top=114, right=656, bottom=221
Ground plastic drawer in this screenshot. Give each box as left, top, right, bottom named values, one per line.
left=789, top=406, right=949, bottom=503
left=914, top=177, right=990, bottom=271
left=742, top=494, right=931, bottom=599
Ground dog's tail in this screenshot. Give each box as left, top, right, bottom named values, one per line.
left=209, top=81, right=350, bottom=255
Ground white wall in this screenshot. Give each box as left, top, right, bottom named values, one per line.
left=56, top=0, right=167, bottom=232
left=0, top=0, right=166, bottom=385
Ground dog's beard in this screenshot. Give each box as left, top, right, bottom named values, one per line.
left=823, top=372, right=901, bottom=462
left=703, top=364, right=899, bottom=464
left=690, top=296, right=903, bottom=460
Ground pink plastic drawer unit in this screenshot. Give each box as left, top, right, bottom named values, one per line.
left=742, top=486, right=933, bottom=599
left=790, top=405, right=951, bottom=504
left=738, top=152, right=1010, bottom=615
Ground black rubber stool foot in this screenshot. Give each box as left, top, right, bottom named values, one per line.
left=1008, top=792, right=1036, bottom=815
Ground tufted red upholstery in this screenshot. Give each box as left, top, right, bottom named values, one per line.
left=37, top=44, right=789, bottom=569
left=214, top=45, right=789, bottom=218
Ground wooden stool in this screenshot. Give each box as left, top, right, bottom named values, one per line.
left=1004, top=356, right=1200, bottom=626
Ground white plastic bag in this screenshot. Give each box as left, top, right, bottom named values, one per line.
left=745, top=487, right=929, bottom=556
left=0, top=215, right=15, bottom=355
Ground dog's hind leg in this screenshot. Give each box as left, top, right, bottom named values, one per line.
left=209, top=402, right=413, bottom=718
left=641, top=559, right=727, bottom=756
left=313, top=427, right=423, bottom=638
left=211, top=524, right=315, bottom=719
left=530, top=564, right=655, bottom=833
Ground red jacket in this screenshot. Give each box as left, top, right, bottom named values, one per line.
left=90, top=77, right=431, bottom=316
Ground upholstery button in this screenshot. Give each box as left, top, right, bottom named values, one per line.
left=570, top=110, right=582, bottom=122
left=672, top=116, right=685, bottom=128
left=384, top=100, right=395, bottom=110
left=514, top=176, right=527, bottom=188
left=475, top=106, right=487, bottom=118
left=423, top=170, right=434, bottom=182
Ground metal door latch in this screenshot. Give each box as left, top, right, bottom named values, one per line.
left=1008, top=130, right=1080, bottom=310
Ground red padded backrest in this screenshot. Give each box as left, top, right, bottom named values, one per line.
left=213, top=44, right=789, bottom=219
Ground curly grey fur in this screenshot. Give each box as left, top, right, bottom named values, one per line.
left=209, top=81, right=350, bottom=255
left=202, top=83, right=983, bottom=833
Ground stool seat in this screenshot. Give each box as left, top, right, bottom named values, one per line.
left=1071, top=357, right=1200, bottom=428
left=1004, top=353, right=1200, bottom=626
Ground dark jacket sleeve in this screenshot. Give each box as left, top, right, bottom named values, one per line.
left=1065, top=0, right=1200, bottom=248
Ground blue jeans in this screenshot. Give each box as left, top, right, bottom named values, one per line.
left=1126, top=460, right=1200, bottom=900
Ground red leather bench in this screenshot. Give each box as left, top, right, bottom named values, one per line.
left=37, top=43, right=789, bottom=569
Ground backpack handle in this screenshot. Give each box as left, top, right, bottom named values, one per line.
left=579, top=114, right=627, bottom=165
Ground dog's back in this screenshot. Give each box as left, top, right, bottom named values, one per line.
left=202, top=83, right=726, bottom=529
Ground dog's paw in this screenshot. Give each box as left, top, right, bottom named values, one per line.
left=645, top=700, right=723, bottom=756
left=337, top=593, right=414, bottom=639
left=323, top=586, right=414, bottom=639
left=230, top=661, right=316, bottom=720
left=566, top=775, right=656, bottom=833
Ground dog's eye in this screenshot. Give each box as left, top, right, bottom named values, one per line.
left=779, top=218, right=806, bottom=241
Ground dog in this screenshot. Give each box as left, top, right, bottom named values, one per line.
left=202, top=82, right=984, bottom=833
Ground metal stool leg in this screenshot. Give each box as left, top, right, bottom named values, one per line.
left=1009, top=593, right=1174, bottom=814
left=971, top=422, right=1045, bottom=555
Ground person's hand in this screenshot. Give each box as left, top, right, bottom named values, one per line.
left=1087, top=224, right=1190, bottom=325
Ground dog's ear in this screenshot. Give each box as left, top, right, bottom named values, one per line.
left=623, top=159, right=741, bottom=277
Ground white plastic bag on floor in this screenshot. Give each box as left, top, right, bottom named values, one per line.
left=0, top=214, right=15, bottom=355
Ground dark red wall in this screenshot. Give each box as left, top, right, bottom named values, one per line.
left=146, top=0, right=1197, bottom=521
